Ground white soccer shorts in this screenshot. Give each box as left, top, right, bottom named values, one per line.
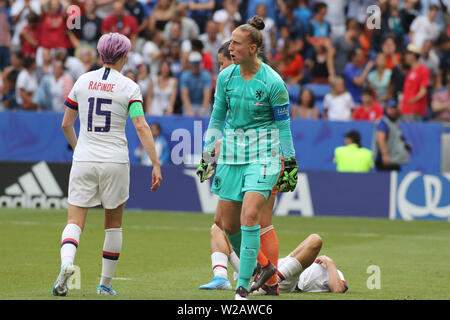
left=68, top=161, right=130, bottom=209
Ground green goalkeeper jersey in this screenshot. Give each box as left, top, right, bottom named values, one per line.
left=204, top=62, right=295, bottom=164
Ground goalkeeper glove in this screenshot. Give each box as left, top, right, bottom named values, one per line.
left=196, top=151, right=217, bottom=183
left=276, top=158, right=298, bottom=192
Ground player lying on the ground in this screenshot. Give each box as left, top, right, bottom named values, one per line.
left=200, top=224, right=348, bottom=294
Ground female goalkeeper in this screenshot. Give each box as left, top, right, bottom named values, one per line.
left=197, top=15, right=298, bottom=300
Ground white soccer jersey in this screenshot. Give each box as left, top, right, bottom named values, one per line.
left=65, top=67, right=143, bottom=163
left=297, top=262, right=347, bottom=293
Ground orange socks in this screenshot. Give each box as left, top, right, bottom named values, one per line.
left=256, top=226, right=279, bottom=285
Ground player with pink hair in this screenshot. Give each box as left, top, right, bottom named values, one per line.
left=52, top=33, right=162, bottom=296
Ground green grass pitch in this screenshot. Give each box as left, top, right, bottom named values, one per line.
left=0, top=208, right=449, bottom=300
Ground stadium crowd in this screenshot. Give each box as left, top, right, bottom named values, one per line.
left=1, top=0, right=450, bottom=122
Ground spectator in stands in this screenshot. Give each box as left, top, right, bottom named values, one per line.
left=33, top=59, right=73, bottom=112
left=75, top=45, right=99, bottom=73
left=254, top=2, right=275, bottom=62
left=419, top=39, right=440, bottom=87
left=277, top=0, right=306, bottom=54
left=307, top=2, right=331, bottom=58
left=334, top=130, right=373, bottom=173
left=409, top=4, right=440, bottom=49
left=431, top=72, right=450, bottom=121
left=367, top=53, right=392, bottom=103
left=180, top=51, right=212, bottom=117
left=401, top=43, right=430, bottom=121
left=1, top=51, right=22, bottom=109
left=145, top=60, right=178, bottom=116
left=163, top=3, right=199, bottom=43
left=381, top=36, right=401, bottom=70
left=274, top=39, right=304, bottom=85
left=403, top=0, right=420, bottom=33
left=102, top=1, right=139, bottom=46
left=167, top=41, right=184, bottom=79
left=69, top=0, right=102, bottom=50
left=437, top=35, right=450, bottom=89
left=125, top=0, right=150, bottom=41
left=372, top=100, right=411, bottom=171
left=213, top=0, right=242, bottom=40
left=53, top=48, right=84, bottom=82
left=142, top=29, right=164, bottom=78
left=191, top=39, right=214, bottom=74
left=149, top=0, right=176, bottom=32
left=294, top=0, right=312, bottom=31
left=0, top=0, right=11, bottom=71
left=331, top=18, right=361, bottom=77
left=353, top=87, right=383, bottom=122
left=135, top=122, right=170, bottom=166
left=15, top=56, right=39, bottom=110
left=10, top=0, right=41, bottom=51
left=40, top=0, right=73, bottom=50
left=187, top=0, right=215, bottom=34
left=343, top=48, right=374, bottom=104
left=35, top=48, right=52, bottom=81
left=199, top=20, right=223, bottom=74
left=19, top=10, right=40, bottom=58
left=347, top=0, right=372, bottom=24
left=388, top=53, right=409, bottom=103
left=163, top=21, right=191, bottom=57
left=304, top=40, right=334, bottom=84
left=323, top=76, right=356, bottom=121
left=322, top=0, right=347, bottom=39
left=291, top=88, right=319, bottom=120
left=378, top=0, right=407, bottom=50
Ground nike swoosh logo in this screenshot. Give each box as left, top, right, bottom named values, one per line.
left=244, top=246, right=257, bottom=250
left=257, top=180, right=264, bottom=183
left=226, top=89, right=233, bottom=92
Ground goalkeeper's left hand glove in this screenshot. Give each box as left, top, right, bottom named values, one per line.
left=276, top=158, right=298, bottom=192
left=196, top=151, right=217, bottom=183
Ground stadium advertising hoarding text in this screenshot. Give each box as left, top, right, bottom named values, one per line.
left=1, top=161, right=449, bottom=221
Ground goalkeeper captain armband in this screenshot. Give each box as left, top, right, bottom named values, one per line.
left=196, top=151, right=218, bottom=183
left=276, top=158, right=298, bottom=192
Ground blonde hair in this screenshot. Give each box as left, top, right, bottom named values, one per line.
left=75, top=45, right=97, bottom=64
left=330, top=76, right=346, bottom=96
left=236, top=15, right=265, bottom=53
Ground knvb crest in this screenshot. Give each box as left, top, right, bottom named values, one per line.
left=256, top=89, right=263, bottom=100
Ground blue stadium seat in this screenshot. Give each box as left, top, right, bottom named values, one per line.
left=304, top=83, right=331, bottom=101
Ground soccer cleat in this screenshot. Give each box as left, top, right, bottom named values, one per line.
left=250, top=261, right=277, bottom=293
left=52, top=263, right=75, bottom=296
left=251, top=283, right=279, bottom=296
left=234, top=286, right=249, bottom=300
left=199, top=276, right=232, bottom=290
left=97, top=284, right=117, bottom=295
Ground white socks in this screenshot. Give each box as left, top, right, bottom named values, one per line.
left=277, top=256, right=303, bottom=281
left=229, top=251, right=240, bottom=274
left=100, top=228, right=123, bottom=287
left=211, top=252, right=228, bottom=279
left=60, top=223, right=82, bottom=266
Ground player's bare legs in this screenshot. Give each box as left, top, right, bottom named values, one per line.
left=288, top=233, right=323, bottom=268
left=219, top=200, right=242, bottom=256
left=277, top=234, right=322, bottom=285
left=98, top=202, right=126, bottom=295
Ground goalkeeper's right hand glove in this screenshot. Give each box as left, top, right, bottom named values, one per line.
left=196, top=151, right=217, bottom=183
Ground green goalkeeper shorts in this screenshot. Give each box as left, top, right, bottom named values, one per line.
left=211, top=160, right=282, bottom=202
